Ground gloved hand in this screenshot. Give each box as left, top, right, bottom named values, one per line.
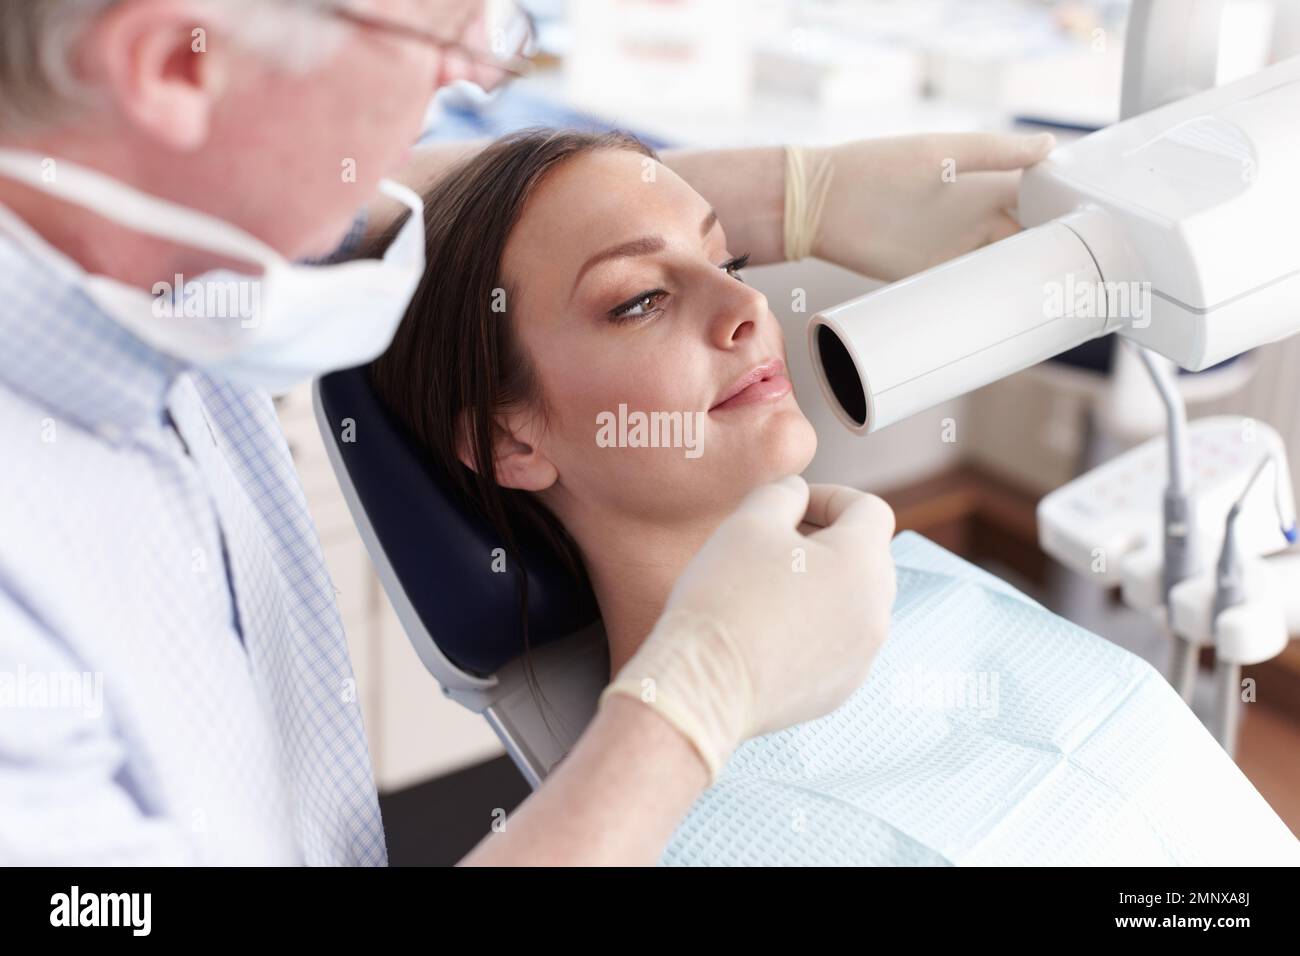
left=598, top=477, right=897, bottom=782
left=800, top=131, right=1056, bottom=282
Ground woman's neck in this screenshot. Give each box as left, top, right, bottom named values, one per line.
left=563, top=509, right=720, bottom=678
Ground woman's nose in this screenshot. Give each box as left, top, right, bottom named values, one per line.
left=709, top=279, right=769, bottom=350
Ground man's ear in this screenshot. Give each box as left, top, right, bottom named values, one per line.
left=455, top=408, right=558, bottom=493
left=90, top=0, right=230, bottom=151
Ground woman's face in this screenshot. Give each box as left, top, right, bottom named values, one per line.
left=497, top=148, right=817, bottom=526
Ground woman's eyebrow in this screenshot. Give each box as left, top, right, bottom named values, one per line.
left=569, top=209, right=721, bottom=300
left=570, top=236, right=664, bottom=298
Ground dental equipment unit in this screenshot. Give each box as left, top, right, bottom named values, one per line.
left=809, top=54, right=1300, bottom=434
left=810, top=1, right=1300, bottom=756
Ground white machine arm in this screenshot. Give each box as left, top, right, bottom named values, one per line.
left=809, top=54, right=1300, bottom=434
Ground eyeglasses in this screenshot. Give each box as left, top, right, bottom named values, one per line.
left=325, top=1, right=536, bottom=92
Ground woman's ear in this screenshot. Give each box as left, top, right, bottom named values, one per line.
left=455, top=408, right=558, bottom=492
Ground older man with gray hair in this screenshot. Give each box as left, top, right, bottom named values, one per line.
left=0, top=0, right=1051, bottom=865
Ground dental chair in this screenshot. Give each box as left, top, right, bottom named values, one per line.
left=313, top=367, right=605, bottom=787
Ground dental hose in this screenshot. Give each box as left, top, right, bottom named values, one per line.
left=1136, top=347, right=1200, bottom=702
left=1211, top=453, right=1297, bottom=757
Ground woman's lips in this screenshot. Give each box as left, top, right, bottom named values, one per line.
left=710, top=361, right=793, bottom=413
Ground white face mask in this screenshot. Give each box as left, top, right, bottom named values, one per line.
left=0, top=150, right=426, bottom=394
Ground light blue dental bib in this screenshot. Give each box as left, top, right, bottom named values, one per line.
left=661, top=532, right=1299, bottom=866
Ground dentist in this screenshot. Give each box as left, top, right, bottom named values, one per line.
left=0, top=0, right=1051, bottom=866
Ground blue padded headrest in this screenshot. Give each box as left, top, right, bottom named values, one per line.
left=317, top=364, right=600, bottom=677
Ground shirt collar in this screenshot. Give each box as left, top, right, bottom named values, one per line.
left=0, top=225, right=186, bottom=441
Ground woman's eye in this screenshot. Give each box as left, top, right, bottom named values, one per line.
left=608, top=289, right=667, bottom=323
left=722, top=252, right=751, bottom=280
left=605, top=253, right=749, bottom=323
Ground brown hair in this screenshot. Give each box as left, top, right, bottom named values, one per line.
left=368, top=128, right=658, bottom=663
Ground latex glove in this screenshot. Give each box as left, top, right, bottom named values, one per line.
left=808, top=131, right=1056, bottom=282
left=598, top=477, right=897, bottom=782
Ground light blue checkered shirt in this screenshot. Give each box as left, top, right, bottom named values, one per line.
left=0, top=217, right=387, bottom=865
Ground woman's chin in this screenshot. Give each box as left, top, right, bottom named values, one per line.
left=741, top=405, right=818, bottom=484
left=633, top=405, right=818, bottom=524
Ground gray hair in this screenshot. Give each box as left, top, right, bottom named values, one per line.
left=0, top=0, right=347, bottom=134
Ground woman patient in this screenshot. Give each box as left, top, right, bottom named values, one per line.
left=371, top=129, right=1297, bottom=865
left=371, top=128, right=816, bottom=678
